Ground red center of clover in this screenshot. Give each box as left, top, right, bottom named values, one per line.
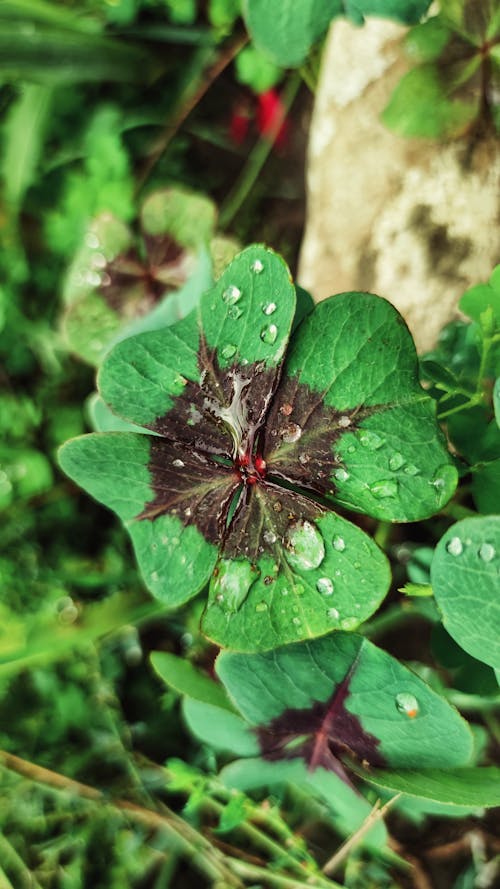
left=235, top=453, right=267, bottom=485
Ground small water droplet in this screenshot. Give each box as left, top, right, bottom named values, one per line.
left=404, top=464, right=419, bottom=476
left=327, top=607, right=340, bottom=619
left=172, top=459, right=185, bottom=468
left=340, top=616, right=358, bottom=630
left=215, top=593, right=224, bottom=604
left=221, top=343, right=237, bottom=360
left=212, top=559, right=259, bottom=612
left=285, top=520, right=325, bottom=571
left=281, top=588, right=289, bottom=596
left=282, top=423, right=302, bottom=443
left=263, top=302, right=277, bottom=315
left=251, top=259, right=264, bottom=273
left=370, top=479, right=398, bottom=498
left=86, top=270, right=101, bottom=288
left=261, top=323, right=278, bottom=344
left=338, top=415, right=351, bottom=428
left=359, top=430, right=384, bottom=450
left=85, top=231, right=100, bottom=249
left=316, top=577, right=334, bottom=596
left=334, top=468, right=349, bottom=482
left=395, top=692, right=419, bottom=719
left=255, top=601, right=268, bottom=613
left=479, top=542, right=495, bottom=562
left=389, top=453, right=405, bottom=471
left=222, top=284, right=242, bottom=305
left=353, top=561, right=361, bottom=569
left=263, top=530, right=277, bottom=545
left=150, top=571, right=159, bottom=582
left=446, top=536, right=463, bottom=556
left=333, top=535, right=346, bottom=552
left=228, top=305, right=243, bottom=320
left=91, top=252, right=107, bottom=269
left=292, top=616, right=301, bottom=626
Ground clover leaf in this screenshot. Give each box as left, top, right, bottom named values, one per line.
left=59, top=245, right=457, bottom=651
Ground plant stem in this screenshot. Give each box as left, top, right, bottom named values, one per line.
left=0, top=833, right=43, bottom=889
left=219, top=72, right=302, bottom=229
left=322, top=795, right=400, bottom=876
left=227, top=856, right=340, bottom=888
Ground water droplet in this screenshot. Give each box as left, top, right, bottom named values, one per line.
left=446, top=536, right=463, bottom=556
left=85, top=270, right=101, bottom=288
left=255, top=601, right=268, bottom=613
left=263, top=302, right=276, bottom=315
left=389, top=453, right=405, bottom=471
left=150, top=571, right=159, bottom=582
left=222, top=284, right=242, bottom=305
left=334, top=468, right=349, bottom=482
left=85, top=231, right=100, bottom=249
left=404, top=464, right=419, bottom=476
left=261, top=323, right=278, bottom=344
left=285, top=520, right=325, bottom=571
left=251, top=259, right=264, bottom=273
left=340, top=617, right=358, bottom=630
left=370, top=479, right=398, bottom=498
left=172, top=459, right=184, bottom=468
left=281, top=588, right=289, bottom=596
left=215, top=593, right=224, bottom=604
left=327, top=607, right=339, bottom=619
left=292, top=616, right=301, bottom=626
left=282, top=423, right=302, bottom=443
left=91, top=252, right=107, bottom=269
left=221, top=343, right=237, bottom=360
left=316, top=577, right=334, bottom=596
left=333, top=535, right=346, bottom=552
left=395, top=692, right=419, bottom=719
left=228, top=305, right=243, bottom=320
left=338, top=415, right=351, bottom=428
left=479, top=542, right=495, bottom=562
left=359, top=430, right=384, bottom=450
left=212, top=559, right=258, bottom=612
left=263, top=530, right=277, bottom=545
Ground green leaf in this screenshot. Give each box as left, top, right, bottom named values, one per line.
left=382, top=65, right=477, bottom=138
left=431, top=517, right=500, bottom=669
left=354, top=765, right=500, bottom=808
left=216, top=633, right=473, bottom=775
left=244, top=0, right=342, bottom=67
left=459, top=265, right=500, bottom=328
left=235, top=45, right=283, bottom=93
left=494, top=378, right=500, bottom=428
left=182, top=698, right=260, bottom=756
left=1, top=83, right=53, bottom=211
left=405, top=16, right=452, bottom=62
left=345, top=1, right=432, bottom=25
left=150, top=651, right=233, bottom=711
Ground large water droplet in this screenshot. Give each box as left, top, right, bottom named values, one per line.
left=370, top=479, right=398, bottom=498
left=404, top=464, right=419, bottom=476
left=251, top=259, right=264, bottom=274
left=446, top=536, right=463, bottom=556
left=338, top=415, right=351, bottom=428
left=282, top=423, right=302, bottom=443
left=478, top=542, right=495, bottom=562
left=260, top=323, right=278, bottom=344
left=212, top=559, right=258, bottom=612
left=172, top=458, right=185, bottom=468
left=333, top=535, right=346, bottom=552
left=221, top=343, right=237, bottom=360
left=285, top=520, right=325, bottom=571
left=228, top=305, right=243, bottom=320
left=389, top=453, right=405, bottom=471
left=359, top=430, right=384, bottom=450
left=395, top=692, right=419, bottom=719
left=334, top=468, right=349, bottom=482
left=263, top=302, right=277, bottom=315
left=327, top=607, right=339, bottom=620
left=316, top=577, right=334, bottom=596
left=222, top=284, right=242, bottom=305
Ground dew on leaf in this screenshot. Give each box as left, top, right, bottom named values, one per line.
left=369, top=478, right=398, bottom=498
left=281, top=588, right=289, bottom=596
left=100, top=272, right=111, bottom=287
left=340, top=617, right=358, bottom=630
left=316, top=577, right=334, bottom=595
left=292, top=616, right=301, bottom=626
left=260, top=323, right=278, bottom=344
left=228, top=305, right=243, bottom=320
left=359, top=430, right=384, bottom=450
left=446, top=536, right=463, bottom=556
left=478, top=542, right=495, bottom=563
left=172, top=459, right=184, bottom=468
left=263, top=302, right=277, bottom=315
left=212, top=559, right=258, bottom=612
left=282, top=423, right=302, bottom=443
left=221, top=343, right=237, bottom=360
left=255, top=601, right=268, bottom=613
left=215, top=593, right=224, bottom=603
left=222, top=284, right=242, bottom=305
left=334, top=468, right=349, bottom=482
left=389, top=452, right=405, bottom=471
left=338, top=415, right=351, bottom=428
left=404, top=464, right=419, bottom=476
left=263, top=530, right=277, bottom=545
left=395, top=692, right=419, bottom=719
left=85, top=231, right=100, bottom=249
left=285, top=520, right=325, bottom=571
left=91, top=252, right=107, bottom=269
left=333, top=535, right=346, bottom=552
left=327, top=607, right=340, bottom=619
left=251, top=259, right=264, bottom=273
left=86, top=270, right=101, bottom=288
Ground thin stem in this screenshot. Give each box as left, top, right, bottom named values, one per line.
left=227, top=856, right=342, bottom=888
left=322, top=795, right=401, bottom=876
left=219, top=72, right=301, bottom=229
left=0, top=833, right=43, bottom=889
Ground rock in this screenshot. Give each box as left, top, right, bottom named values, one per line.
left=298, top=19, right=500, bottom=353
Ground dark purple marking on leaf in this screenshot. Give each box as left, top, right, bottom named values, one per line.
left=256, top=653, right=385, bottom=787
left=263, top=376, right=375, bottom=495
left=136, top=438, right=239, bottom=544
